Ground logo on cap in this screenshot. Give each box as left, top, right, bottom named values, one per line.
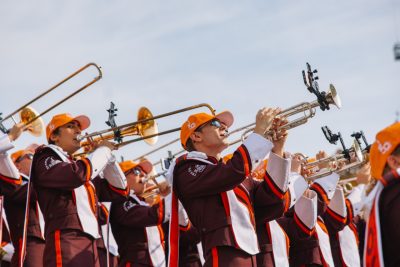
left=378, top=140, right=392, bottom=154
left=187, top=121, right=196, bottom=129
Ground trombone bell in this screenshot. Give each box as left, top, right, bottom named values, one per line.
left=19, top=106, right=45, bottom=137
left=137, top=107, right=158, bottom=145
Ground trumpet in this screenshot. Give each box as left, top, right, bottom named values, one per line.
left=78, top=103, right=216, bottom=151
left=241, top=84, right=341, bottom=141
left=0, top=63, right=102, bottom=137
left=138, top=172, right=170, bottom=200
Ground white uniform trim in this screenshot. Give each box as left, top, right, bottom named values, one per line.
left=0, top=133, right=14, bottom=154
left=267, top=152, right=291, bottom=192
left=338, top=226, right=360, bottom=267
left=0, top=133, right=19, bottom=179
left=288, top=172, right=308, bottom=208
left=101, top=158, right=127, bottom=190
left=313, top=172, right=340, bottom=200
left=129, top=193, right=166, bottom=267
left=315, top=221, right=334, bottom=267
left=347, top=184, right=366, bottom=217
left=294, top=190, right=317, bottom=230
left=100, top=202, right=119, bottom=256
left=269, top=220, right=289, bottom=267
left=242, top=133, right=273, bottom=171
left=47, top=145, right=100, bottom=238
left=328, top=186, right=346, bottom=218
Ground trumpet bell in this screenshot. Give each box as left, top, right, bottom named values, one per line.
left=327, top=84, right=342, bottom=109
left=19, top=106, right=44, bottom=137
left=137, top=107, right=158, bottom=145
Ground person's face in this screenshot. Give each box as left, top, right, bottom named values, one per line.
left=14, top=153, right=33, bottom=176
left=191, top=119, right=229, bottom=153
left=126, top=167, right=147, bottom=194
left=50, top=121, right=82, bottom=154
left=387, top=153, right=400, bottom=171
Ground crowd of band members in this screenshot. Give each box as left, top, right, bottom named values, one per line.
left=0, top=107, right=398, bottom=267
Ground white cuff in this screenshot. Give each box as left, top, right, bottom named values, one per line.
left=0, top=133, right=14, bottom=154
left=102, top=160, right=127, bottom=190
left=347, top=184, right=366, bottom=217
left=0, top=154, right=20, bottom=179
left=266, top=152, right=291, bottom=192
left=178, top=200, right=189, bottom=227
left=295, top=190, right=317, bottom=230
left=328, top=186, right=346, bottom=218
left=313, top=172, right=340, bottom=200
left=243, top=133, right=273, bottom=171
left=87, top=146, right=113, bottom=179
left=1, top=243, right=14, bottom=262
left=288, top=172, right=308, bottom=208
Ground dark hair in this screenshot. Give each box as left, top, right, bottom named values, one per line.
left=48, top=127, right=61, bottom=145
left=185, top=138, right=196, bottom=152
left=383, top=144, right=400, bottom=175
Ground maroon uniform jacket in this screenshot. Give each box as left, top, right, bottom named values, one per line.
left=171, top=138, right=289, bottom=265
left=110, top=194, right=167, bottom=266
left=0, top=172, right=45, bottom=267
left=30, top=145, right=127, bottom=267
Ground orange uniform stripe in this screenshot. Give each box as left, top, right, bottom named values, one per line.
left=294, top=213, right=314, bottom=236
left=212, top=247, right=219, bottom=267
left=238, top=146, right=250, bottom=177
left=310, top=183, right=330, bottom=204
left=81, top=158, right=92, bottom=181
left=326, top=207, right=347, bottom=224
left=264, top=173, right=285, bottom=199
left=317, top=219, right=329, bottom=234
left=84, top=183, right=97, bottom=215
left=54, top=230, right=62, bottom=267
left=100, top=204, right=109, bottom=219
left=233, top=187, right=255, bottom=227
left=108, top=184, right=129, bottom=196
left=179, top=221, right=191, bottom=232
left=0, top=174, right=22, bottom=185
left=157, top=199, right=164, bottom=225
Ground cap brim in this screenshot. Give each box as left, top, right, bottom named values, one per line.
left=138, top=159, right=153, bottom=174
left=216, top=111, right=234, bottom=128
left=73, top=115, right=91, bottom=131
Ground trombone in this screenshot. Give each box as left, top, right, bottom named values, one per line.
left=78, top=103, right=216, bottom=150
left=0, top=63, right=102, bottom=136
left=241, top=84, right=341, bottom=141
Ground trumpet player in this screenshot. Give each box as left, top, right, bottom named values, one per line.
left=30, top=113, right=128, bottom=267
left=109, top=159, right=171, bottom=267
left=0, top=123, right=45, bottom=267
left=364, top=122, right=400, bottom=266
left=167, top=108, right=291, bottom=267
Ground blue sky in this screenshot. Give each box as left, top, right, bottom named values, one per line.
left=1, top=0, right=399, bottom=168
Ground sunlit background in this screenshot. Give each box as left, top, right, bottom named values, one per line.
left=1, top=0, right=399, bottom=171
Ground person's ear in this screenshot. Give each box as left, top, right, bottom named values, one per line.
left=190, top=132, right=202, bottom=143
left=387, top=155, right=400, bottom=170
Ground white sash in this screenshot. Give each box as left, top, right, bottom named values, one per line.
left=225, top=189, right=259, bottom=254
left=269, top=220, right=289, bottom=267
left=338, top=226, right=360, bottom=267
left=315, top=221, right=334, bottom=267
left=145, top=226, right=166, bottom=267
left=47, top=145, right=100, bottom=238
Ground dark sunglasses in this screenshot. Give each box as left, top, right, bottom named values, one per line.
left=126, top=167, right=144, bottom=176
left=196, top=119, right=222, bottom=132
left=15, top=153, right=33, bottom=163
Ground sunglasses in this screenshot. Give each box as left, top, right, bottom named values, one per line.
left=127, top=167, right=144, bottom=176
left=15, top=153, right=33, bottom=163
left=196, top=119, right=222, bottom=132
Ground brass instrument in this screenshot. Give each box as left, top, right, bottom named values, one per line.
left=302, top=139, right=363, bottom=174
left=0, top=63, right=102, bottom=136
left=78, top=103, right=216, bottom=150
left=241, top=84, right=341, bottom=141
left=139, top=171, right=170, bottom=200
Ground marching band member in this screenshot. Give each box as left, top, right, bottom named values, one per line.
left=168, top=108, right=291, bottom=267
left=97, top=202, right=119, bottom=267
left=109, top=159, right=171, bottom=267
left=30, top=113, right=128, bottom=267
left=364, top=122, right=400, bottom=266
left=0, top=124, right=45, bottom=267
left=256, top=154, right=309, bottom=267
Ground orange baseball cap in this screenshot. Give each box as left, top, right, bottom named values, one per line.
left=11, top=143, right=39, bottom=163
left=180, top=111, right=234, bottom=149
left=46, top=113, right=90, bottom=141
left=370, top=122, right=400, bottom=179
left=119, top=159, right=153, bottom=174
